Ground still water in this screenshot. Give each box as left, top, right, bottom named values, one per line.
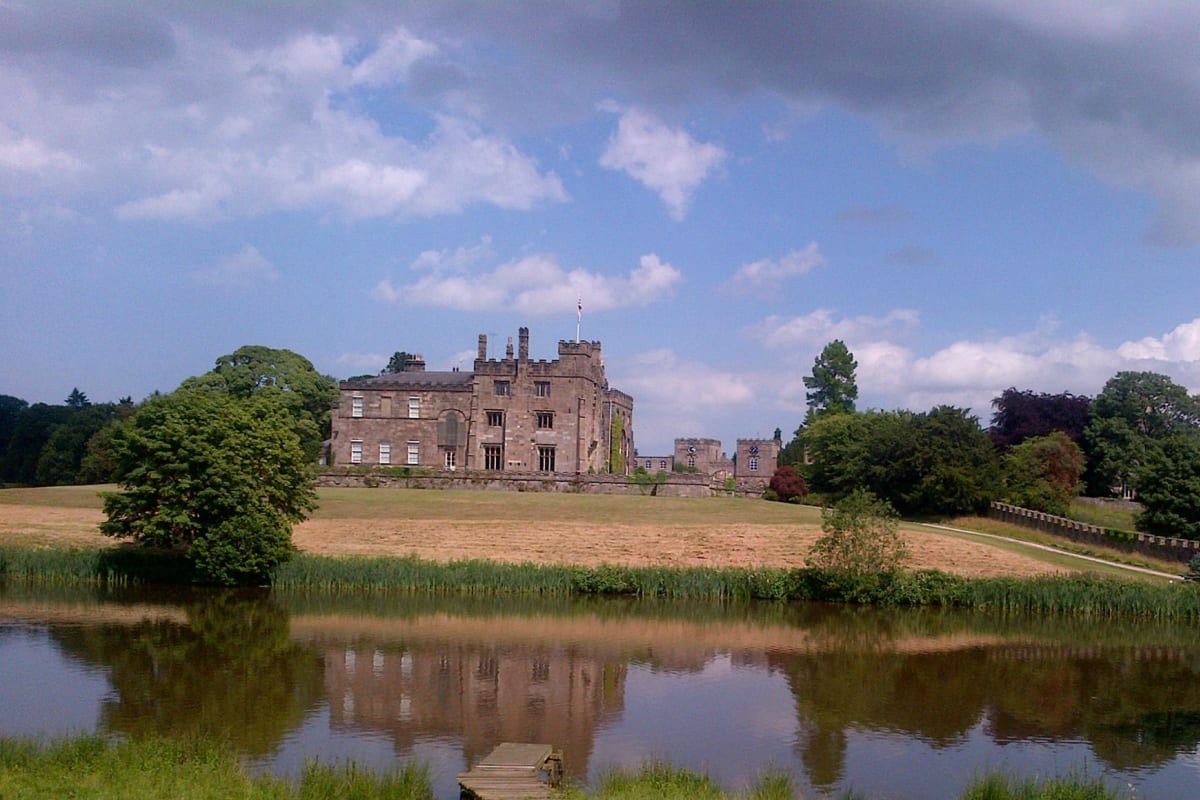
left=2, top=584, right=1200, bottom=799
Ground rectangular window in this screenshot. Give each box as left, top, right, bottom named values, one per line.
left=494, top=380, right=510, bottom=396
left=379, top=442, right=391, bottom=465
left=486, top=410, right=503, bottom=427
left=351, top=396, right=363, bottom=418
left=538, top=446, right=556, bottom=472
left=748, top=456, right=759, bottom=472
left=536, top=411, right=554, bottom=429
left=534, top=381, right=550, bottom=398
left=687, top=456, right=696, bottom=469
left=659, top=460, right=667, bottom=470
left=350, top=440, right=363, bottom=464
left=444, top=449, right=456, bottom=470
left=408, top=397, right=420, bottom=419
left=484, top=445, right=503, bottom=471
left=407, top=442, right=419, bottom=465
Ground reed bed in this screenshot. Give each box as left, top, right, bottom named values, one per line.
left=6, top=545, right=1200, bottom=621
left=0, top=545, right=193, bottom=586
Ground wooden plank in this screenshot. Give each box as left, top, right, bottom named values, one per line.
left=458, top=742, right=560, bottom=800
left=476, top=742, right=553, bottom=768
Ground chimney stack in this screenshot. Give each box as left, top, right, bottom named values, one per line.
left=477, top=334, right=487, bottom=361
left=518, top=327, right=529, bottom=362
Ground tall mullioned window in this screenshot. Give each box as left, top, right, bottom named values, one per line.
left=536, top=411, right=554, bottom=429
left=484, top=445, right=502, bottom=470
left=534, top=381, right=550, bottom=397
left=487, top=410, right=503, bottom=427
left=538, top=446, right=556, bottom=472
left=748, top=456, right=759, bottom=471
left=494, top=380, right=510, bottom=396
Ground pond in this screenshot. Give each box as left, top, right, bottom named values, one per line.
left=2, top=583, right=1200, bottom=799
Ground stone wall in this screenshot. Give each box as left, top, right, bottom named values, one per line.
left=319, top=468, right=715, bottom=497
left=989, top=501, right=1200, bottom=565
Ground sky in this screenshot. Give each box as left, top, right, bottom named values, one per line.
left=4, top=1, right=1200, bottom=455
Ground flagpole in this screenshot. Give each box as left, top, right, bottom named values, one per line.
left=576, top=297, right=582, bottom=343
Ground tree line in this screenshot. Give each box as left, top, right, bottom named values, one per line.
left=776, top=340, right=1200, bottom=540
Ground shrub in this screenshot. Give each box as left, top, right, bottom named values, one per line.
left=767, top=465, right=808, bottom=503
left=808, top=489, right=908, bottom=574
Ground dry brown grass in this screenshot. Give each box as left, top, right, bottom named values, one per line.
left=0, top=485, right=1069, bottom=579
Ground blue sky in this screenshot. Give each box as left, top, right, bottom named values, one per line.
left=3, top=1, right=1200, bottom=454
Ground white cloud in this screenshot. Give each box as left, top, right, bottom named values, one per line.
left=351, top=27, right=439, bottom=87
left=193, top=244, right=279, bottom=287
left=377, top=250, right=682, bottom=315
left=1117, top=319, right=1200, bottom=362
left=599, top=106, right=725, bottom=220
left=754, top=310, right=1200, bottom=416
left=617, top=349, right=755, bottom=411
left=0, top=126, right=84, bottom=174
left=4, top=27, right=565, bottom=223
left=411, top=236, right=495, bottom=272
left=750, top=309, right=920, bottom=350
left=727, top=243, right=825, bottom=293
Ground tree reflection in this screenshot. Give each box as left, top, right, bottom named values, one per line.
left=770, top=639, right=1200, bottom=788
left=50, top=590, right=323, bottom=756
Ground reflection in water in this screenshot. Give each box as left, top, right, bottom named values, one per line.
left=47, top=589, right=325, bottom=755
left=3, top=586, right=1200, bottom=799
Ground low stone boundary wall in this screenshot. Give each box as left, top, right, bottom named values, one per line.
left=989, top=501, right=1200, bottom=565
left=318, top=468, right=717, bottom=497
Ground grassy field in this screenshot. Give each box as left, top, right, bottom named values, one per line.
left=944, top=514, right=1182, bottom=577
left=0, top=484, right=1174, bottom=581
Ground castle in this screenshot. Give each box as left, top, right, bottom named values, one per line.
left=330, top=328, right=634, bottom=474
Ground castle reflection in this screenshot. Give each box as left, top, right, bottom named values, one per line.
left=320, top=640, right=627, bottom=776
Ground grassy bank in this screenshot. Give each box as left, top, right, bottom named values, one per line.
left=6, top=544, right=1200, bottom=620
left=0, top=735, right=432, bottom=800
left=0, top=737, right=1124, bottom=800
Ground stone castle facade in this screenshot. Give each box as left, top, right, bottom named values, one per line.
left=330, top=328, right=634, bottom=474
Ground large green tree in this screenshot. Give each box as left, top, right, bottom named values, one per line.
left=1001, top=431, right=1085, bottom=516
left=101, top=389, right=317, bottom=585
left=805, top=406, right=999, bottom=516
left=1134, top=432, right=1200, bottom=540
left=34, top=403, right=123, bottom=486
left=1084, top=371, right=1200, bottom=496
left=1, top=403, right=73, bottom=484
left=0, top=394, right=29, bottom=478
left=180, top=345, right=337, bottom=461
left=803, top=340, right=858, bottom=422
left=382, top=351, right=416, bottom=374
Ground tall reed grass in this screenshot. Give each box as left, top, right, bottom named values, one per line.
left=0, top=545, right=193, bottom=586
left=6, top=544, right=1200, bottom=621
left=0, top=735, right=433, bottom=799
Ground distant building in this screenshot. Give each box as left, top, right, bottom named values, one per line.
left=634, top=436, right=779, bottom=484
left=734, top=438, right=779, bottom=480
left=330, top=327, right=634, bottom=474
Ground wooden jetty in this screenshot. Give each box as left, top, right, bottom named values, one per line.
left=457, top=742, right=563, bottom=800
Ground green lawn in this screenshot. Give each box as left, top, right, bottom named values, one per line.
left=311, top=486, right=824, bottom=526
left=1068, top=498, right=1139, bottom=531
